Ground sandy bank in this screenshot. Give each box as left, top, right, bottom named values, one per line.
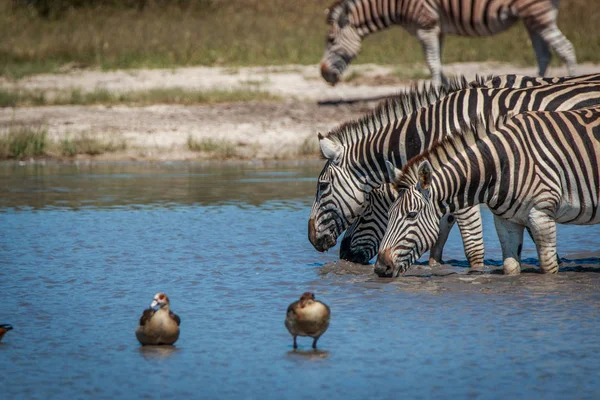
left=2, top=62, right=599, bottom=161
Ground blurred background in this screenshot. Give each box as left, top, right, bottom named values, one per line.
left=2, top=0, right=598, bottom=79
left=1, top=0, right=599, bottom=160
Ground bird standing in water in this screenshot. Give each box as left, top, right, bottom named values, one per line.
left=136, top=293, right=181, bottom=346
left=285, top=292, right=330, bottom=349
left=0, top=324, right=13, bottom=342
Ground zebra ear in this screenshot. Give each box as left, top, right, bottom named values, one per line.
left=319, top=134, right=342, bottom=163
left=385, top=161, right=403, bottom=185
left=416, top=161, right=433, bottom=193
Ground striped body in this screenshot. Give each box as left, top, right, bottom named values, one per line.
left=309, top=80, right=600, bottom=272
left=321, top=0, right=577, bottom=85
left=376, top=107, right=600, bottom=276
left=339, top=73, right=600, bottom=264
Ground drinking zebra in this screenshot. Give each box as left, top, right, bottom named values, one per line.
left=339, top=73, right=600, bottom=264
left=375, top=107, right=600, bottom=277
left=320, top=0, right=577, bottom=86
left=309, top=80, right=600, bottom=272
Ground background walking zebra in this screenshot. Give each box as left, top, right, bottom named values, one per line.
left=376, top=107, right=600, bottom=277
left=338, top=73, right=600, bottom=264
left=321, top=0, right=577, bottom=86
left=309, top=80, right=600, bottom=273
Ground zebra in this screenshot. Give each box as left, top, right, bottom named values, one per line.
left=320, top=0, right=577, bottom=86
left=309, top=80, right=600, bottom=272
left=375, top=107, right=600, bottom=277
left=338, top=73, right=600, bottom=264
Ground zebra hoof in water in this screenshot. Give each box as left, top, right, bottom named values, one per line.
left=503, top=260, right=521, bottom=276
left=466, top=267, right=485, bottom=275
left=428, top=257, right=443, bottom=268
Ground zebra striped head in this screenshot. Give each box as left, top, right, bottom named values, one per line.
left=375, top=160, right=445, bottom=277
left=320, top=2, right=362, bottom=85
left=308, top=133, right=374, bottom=252
left=339, top=184, right=398, bottom=264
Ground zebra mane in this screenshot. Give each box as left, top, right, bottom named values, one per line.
left=396, top=112, right=505, bottom=187
left=323, top=76, right=475, bottom=147
left=325, top=0, right=348, bottom=23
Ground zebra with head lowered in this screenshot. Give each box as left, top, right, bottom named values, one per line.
left=321, top=0, right=577, bottom=86
left=376, top=107, right=600, bottom=277
left=339, top=73, right=600, bottom=264
left=308, top=79, right=600, bottom=272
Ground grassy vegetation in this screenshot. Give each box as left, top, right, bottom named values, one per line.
left=60, top=133, right=127, bottom=156
left=0, top=87, right=280, bottom=107
left=0, top=0, right=598, bottom=79
left=187, top=136, right=238, bottom=159
left=0, top=124, right=48, bottom=158
left=0, top=124, right=127, bottom=159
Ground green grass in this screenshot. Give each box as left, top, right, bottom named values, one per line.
left=0, top=124, right=129, bottom=159
left=0, top=0, right=598, bottom=79
left=187, top=136, right=238, bottom=159
left=0, top=87, right=280, bottom=107
left=60, top=133, right=127, bottom=156
left=0, top=125, right=48, bottom=158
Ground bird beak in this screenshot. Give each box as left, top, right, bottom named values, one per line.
left=150, top=300, right=160, bottom=310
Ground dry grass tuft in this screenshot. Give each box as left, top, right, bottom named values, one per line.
left=0, top=87, right=280, bottom=107
left=0, top=124, right=48, bottom=158
left=187, top=136, right=238, bottom=159
left=60, top=133, right=127, bottom=157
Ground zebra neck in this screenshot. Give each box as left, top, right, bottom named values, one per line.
left=428, top=139, right=500, bottom=213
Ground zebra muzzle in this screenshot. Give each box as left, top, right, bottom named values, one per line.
left=308, top=218, right=337, bottom=252
left=374, top=249, right=396, bottom=277
left=320, top=63, right=340, bottom=86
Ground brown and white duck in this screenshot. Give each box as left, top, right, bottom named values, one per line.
left=285, top=292, right=330, bottom=349
left=136, top=293, right=181, bottom=346
left=0, top=324, right=12, bottom=342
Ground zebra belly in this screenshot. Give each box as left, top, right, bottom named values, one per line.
left=554, top=198, right=600, bottom=225
left=438, top=2, right=518, bottom=36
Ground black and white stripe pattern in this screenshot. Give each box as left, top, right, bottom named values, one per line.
left=309, top=79, right=600, bottom=271
left=376, top=106, right=600, bottom=277
left=320, top=0, right=577, bottom=85
left=338, top=73, right=600, bottom=264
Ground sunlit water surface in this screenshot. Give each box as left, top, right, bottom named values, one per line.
left=1, top=162, right=599, bottom=399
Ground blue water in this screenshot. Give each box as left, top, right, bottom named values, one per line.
left=1, top=161, right=599, bottom=399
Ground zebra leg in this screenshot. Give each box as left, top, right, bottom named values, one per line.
left=428, top=213, right=456, bottom=267
left=416, top=26, right=443, bottom=86
left=527, top=27, right=552, bottom=76
left=526, top=209, right=559, bottom=274
left=454, top=206, right=485, bottom=273
left=525, top=226, right=562, bottom=266
left=536, top=23, right=577, bottom=76
left=493, top=214, right=525, bottom=275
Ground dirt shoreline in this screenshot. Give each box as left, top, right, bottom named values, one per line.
left=2, top=62, right=599, bottom=161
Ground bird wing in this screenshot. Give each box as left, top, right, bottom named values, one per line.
left=139, top=308, right=155, bottom=326
left=169, top=311, right=181, bottom=326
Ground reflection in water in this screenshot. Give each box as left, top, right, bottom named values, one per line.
left=0, top=161, right=324, bottom=210
left=287, top=349, right=329, bottom=360
left=138, top=345, right=180, bottom=361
